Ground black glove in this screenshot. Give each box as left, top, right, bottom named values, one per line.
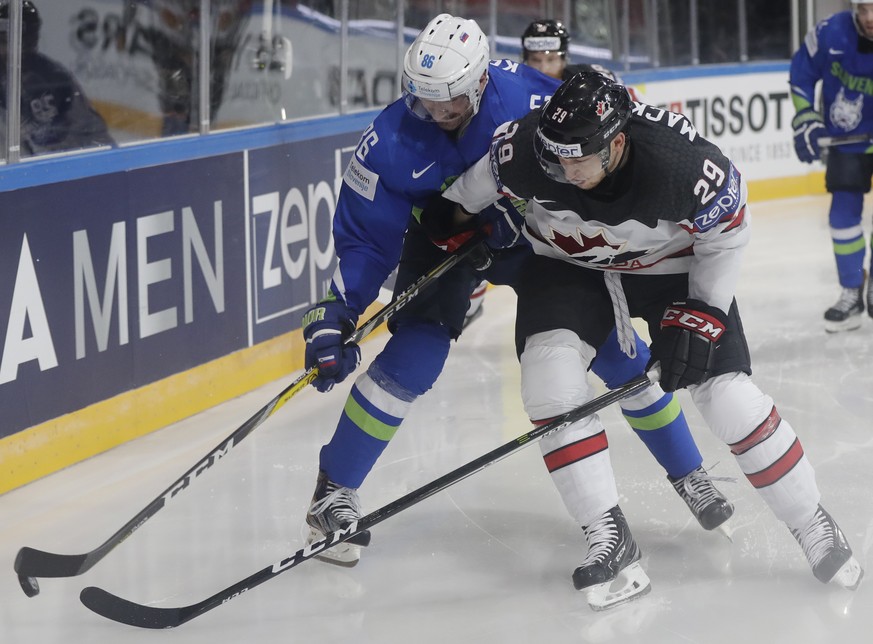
left=648, top=299, right=727, bottom=392
left=418, top=193, right=493, bottom=270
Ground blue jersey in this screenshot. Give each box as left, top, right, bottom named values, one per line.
left=790, top=11, right=873, bottom=154
left=331, top=60, right=559, bottom=316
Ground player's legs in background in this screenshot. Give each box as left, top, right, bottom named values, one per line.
left=822, top=150, right=873, bottom=331
left=463, top=280, right=488, bottom=327
left=825, top=191, right=865, bottom=330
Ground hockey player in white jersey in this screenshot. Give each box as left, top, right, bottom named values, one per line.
left=443, top=71, right=864, bottom=607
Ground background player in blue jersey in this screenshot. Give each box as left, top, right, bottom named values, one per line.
left=790, top=0, right=873, bottom=331
left=300, top=14, right=732, bottom=569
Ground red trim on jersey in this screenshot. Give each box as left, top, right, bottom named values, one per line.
left=542, top=431, right=608, bottom=472
left=720, top=205, right=746, bottom=233
left=729, top=406, right=781, bottom=455
left=745, top=438, right=804, bottom=488
left=665, top=245, right=695, bottom=258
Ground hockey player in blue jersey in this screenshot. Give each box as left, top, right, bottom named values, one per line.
left=300, top=14, right=733, bottom=575
left=790, top=0, right=873, bottom=331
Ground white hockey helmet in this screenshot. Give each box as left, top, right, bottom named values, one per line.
left=401, top=14, right=491, bottom=125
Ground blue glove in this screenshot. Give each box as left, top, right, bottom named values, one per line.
left=792, top=108, right=826, bottom=163
left=477, top=197, right=524, bottom=250
left=302, top=300, right=361, bottom=393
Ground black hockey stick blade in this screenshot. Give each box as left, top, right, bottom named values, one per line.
left=14, top=240, right=478, bottom=595
left=14, top=373, right=309, bottom=588
left=80, top=372, right=655, bottom=628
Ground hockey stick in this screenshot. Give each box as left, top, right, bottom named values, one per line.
left=819, top=133, right=873, bottom=148
left=14, top=237, right=483, bottom=597
left=79, top=371, right=656, bottom=628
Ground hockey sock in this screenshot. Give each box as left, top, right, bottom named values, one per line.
left=829, top=191, right=866, bottom=288
left=692, top=372, right=821, bottom=527
left=319, top=320, right=451, bottom=488
left=590, top=328, right=702, bottom=478
left=622, top=392, right=702, bottom=479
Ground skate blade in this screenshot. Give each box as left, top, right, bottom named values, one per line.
left=824, top=317, right=863, bottom=333
left=304, top=527, right=362, bottom=568
left=830, top=556, right=863, bottom=591
left=714, top=520, right=734, bottom=543
left=584, top=562, right=652, bottom=612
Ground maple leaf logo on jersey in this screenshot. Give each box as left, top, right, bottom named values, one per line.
left=547, top=227, right=622, bottom=258
left=596, top=100, right=614, bottom=122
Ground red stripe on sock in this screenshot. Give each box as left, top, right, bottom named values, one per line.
left=729, top=406, right=781, bottom=455
left=543, top=431, right=608, bottom=472
left=745, top=438, right=804, bottom=488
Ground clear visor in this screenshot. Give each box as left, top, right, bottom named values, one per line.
left=534, top=134, right=609, bottom=186
left=402, top=87, right=476, bottom=130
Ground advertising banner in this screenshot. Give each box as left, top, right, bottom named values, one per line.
left=628, top=67, right=810, bottom=183
left=0, top=127, right=368, bottom=439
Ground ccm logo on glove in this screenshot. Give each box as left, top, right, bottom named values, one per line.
left=660, top=307, right=725, bottom=341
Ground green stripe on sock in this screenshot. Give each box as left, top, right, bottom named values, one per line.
left=623, top=396, right=682, bottom=431
left=833, top=238, right=866, bottom=255
left=343, top=395, right=400, bottom=442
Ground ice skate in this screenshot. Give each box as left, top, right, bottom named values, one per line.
left=790, top=504, right=863, bottom=590
left=305, top=471, right=371, bottom=567
left=824, top=285, right=864, bottom=333
left=867, top=275, right=873, bottom=318
left=463, top=280, right=488, bottom=328
left=573, top=505, right=651, bottom=611
left=669, top=465, right=734, bottom=535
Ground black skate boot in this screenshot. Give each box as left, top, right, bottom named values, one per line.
left=790, top=504, right=863, bottom=590
left=669, top=466, right=734, bottom=531
left=824, top=285, right=864, bottom=333
left=305, top=471, right=371, bottom=567
left=573, top=505, right=651, bottom=611
left=867, top=274, right=873, bottom=318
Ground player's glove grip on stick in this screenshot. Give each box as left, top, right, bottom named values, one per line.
left=648, top=299, right=726, bottom=392
left=419, top=194, right=495, bottom=270
left=302, top=300, right=361, bottom=393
